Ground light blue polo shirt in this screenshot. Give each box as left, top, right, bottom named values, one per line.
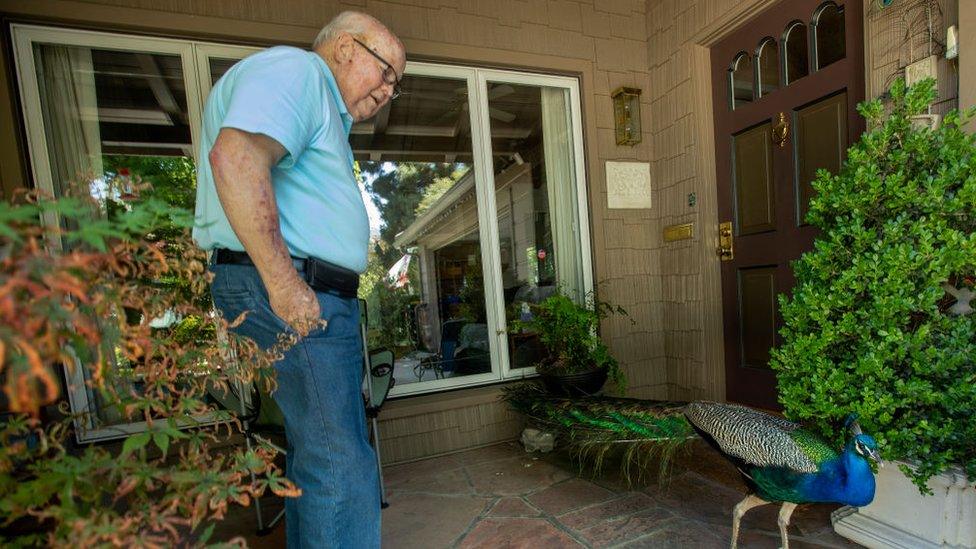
left=193, top=46, right=369, bottom=273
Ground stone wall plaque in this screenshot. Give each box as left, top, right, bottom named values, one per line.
left=606, top=161, right=652, bottom=209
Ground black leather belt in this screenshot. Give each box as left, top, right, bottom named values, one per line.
left=212, top=248, right=359, bottom=298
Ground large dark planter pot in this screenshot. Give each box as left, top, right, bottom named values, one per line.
left=539, top=367, right=608, bottom=397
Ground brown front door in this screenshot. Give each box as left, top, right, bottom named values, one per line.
left=712, top=0, right=864, bottom=409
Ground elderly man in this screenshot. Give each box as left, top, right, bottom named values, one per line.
left=193, top=11, right=405, bottom=548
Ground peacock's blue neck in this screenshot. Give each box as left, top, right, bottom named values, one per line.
left=802, top=444, right=876, bottom=507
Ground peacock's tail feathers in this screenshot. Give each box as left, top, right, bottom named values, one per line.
left=502, top=383, right=695, bottom=484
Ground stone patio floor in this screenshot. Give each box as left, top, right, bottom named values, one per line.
left=223, top=439, right=861, bottom=548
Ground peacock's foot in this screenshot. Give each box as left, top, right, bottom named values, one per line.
left=777, top=501, right=797, bottom=549
left=730, top=494, right=770, bottom=549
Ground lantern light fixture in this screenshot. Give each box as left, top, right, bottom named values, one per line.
left=611, top=86, right=642, bottom=146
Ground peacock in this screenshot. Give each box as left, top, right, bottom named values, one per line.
left=504, top=384, right=882, bottom=549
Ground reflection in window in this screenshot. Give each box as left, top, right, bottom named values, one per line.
left=756, top=38, right=780, bottom=97
left=486, top=82, right=583, bottom=369
left=729, top=52, right=754, bottom=110
left=209, top=58, right=237, bottom=85
left=784, top=22, right=810, bottom=84
left=355, top=74, right=482, bottom=388
left=814, top=2, right=845, bottom=69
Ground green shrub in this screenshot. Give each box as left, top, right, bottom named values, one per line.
left=771, top=78, right=976, bottom=491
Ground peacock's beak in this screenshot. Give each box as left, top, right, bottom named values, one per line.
left=868, top=448, right=883, bottom=467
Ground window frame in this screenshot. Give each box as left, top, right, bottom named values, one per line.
left=11, top=23, right=209, bottom=442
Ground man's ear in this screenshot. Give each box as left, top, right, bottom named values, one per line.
left=333, top=33, right=356, bottom=65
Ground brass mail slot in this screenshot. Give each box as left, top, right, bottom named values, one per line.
left=663, top=223, right=694, bottom=242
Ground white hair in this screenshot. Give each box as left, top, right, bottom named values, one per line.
left=313, top=11, right=375, bottom=49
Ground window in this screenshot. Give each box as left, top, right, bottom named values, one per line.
left=756, top=38, right=780, bottom=97
left=783, top=21, right=810, bottom=85
left=359, top=67, right=592, bottom=396
left=813, top=1, right=845, bottom=70
left=728, top=3, right=846, bottom=108
left=729, top=52, right=754, bottom=110
left=12, top=25, right=205, bottom=442
left=12, top=25, right=594, bottom=425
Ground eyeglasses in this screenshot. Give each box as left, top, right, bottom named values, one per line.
left=352, top=37, right=402, bottom=100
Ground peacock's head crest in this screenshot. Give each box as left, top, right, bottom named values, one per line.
left=843, top=413, right=861, bottom=435
left=842, top=414, right=882, bottom=464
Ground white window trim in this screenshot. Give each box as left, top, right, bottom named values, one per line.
left=10, top=23, right=595, bottom=414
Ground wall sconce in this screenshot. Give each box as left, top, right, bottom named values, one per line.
left=611, top=86, right=642, bottom=146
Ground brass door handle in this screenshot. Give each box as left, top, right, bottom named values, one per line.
left=717, top=221, right=734, bottom=261
left=771, top=112, right=789, bottom=148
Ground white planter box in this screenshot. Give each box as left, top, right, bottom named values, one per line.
left=832, top=462, right=976, bottom=548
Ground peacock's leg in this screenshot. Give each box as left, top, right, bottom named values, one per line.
left=730, top=494, right=770, bottom=549
left=776, top=502, right=798, bottom=549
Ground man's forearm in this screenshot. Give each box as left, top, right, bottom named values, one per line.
left=209, top=130, right=301, bottom=291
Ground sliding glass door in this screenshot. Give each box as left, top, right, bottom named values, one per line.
left=12, top=24, right=593, bottom=430
left=478, top=74, right=591, bottom=372
left=376, top=67, right=593, bottom=395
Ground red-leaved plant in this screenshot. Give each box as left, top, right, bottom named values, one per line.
left=0, top=176, right=298, bottom=547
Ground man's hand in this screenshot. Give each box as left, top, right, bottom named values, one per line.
left=268, top=273, right=323, bottom=336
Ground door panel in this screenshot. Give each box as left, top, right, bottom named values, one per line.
left=738, top=266, right=777, bottom=368
left=712, top=0, right=864, bottom=409
left=795, top=92, right=848, bottom=224
left=733, top=123, right=776, bottom=235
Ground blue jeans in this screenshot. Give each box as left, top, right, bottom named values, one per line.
left=209, top=263, right=380, bottom=548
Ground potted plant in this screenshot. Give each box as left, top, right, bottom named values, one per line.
left=770, top=78, right=976, bottom=548
left=516, top=291, right=628, bottom=396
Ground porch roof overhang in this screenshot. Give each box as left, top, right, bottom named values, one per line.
left=393, top=169, right=475, bottom=249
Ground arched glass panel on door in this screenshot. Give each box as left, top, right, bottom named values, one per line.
left=729, top=52, right=754, bottom=110
left=756, top=38, right=779, bottom=97
left=813, top=2, right=845, bottom=69
left=783, top=21, right=809, bottom=84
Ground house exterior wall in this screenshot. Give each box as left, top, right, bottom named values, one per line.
left=0, top=0, right=966, bottom=464
left=863, top=0, right=958, bottom=110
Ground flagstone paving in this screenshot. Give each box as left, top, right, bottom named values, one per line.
left=226, top=438, right=862, bottom=548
